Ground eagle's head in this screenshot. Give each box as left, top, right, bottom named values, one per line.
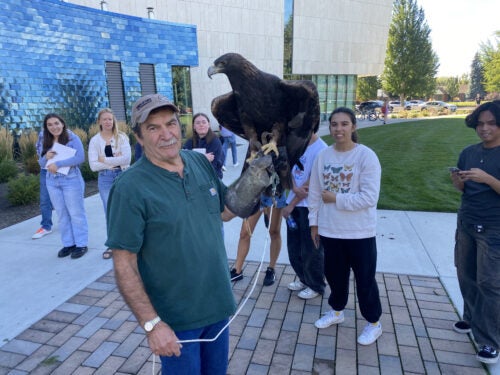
left=207, top=52, right=256, bottom=79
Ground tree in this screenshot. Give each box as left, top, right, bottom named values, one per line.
left=382, top=0, right=439, bottom=103
left=436, top=76, right=458, bottom=101
left=470, top=52, right=485, bottom=99
left=480, top=31, right=500, bottom=94
left=356, top=76, right=380, bottom=101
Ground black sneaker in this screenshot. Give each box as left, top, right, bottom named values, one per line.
left=58, top=245, right=76, bottom=258
left=71, top=246, right=88, bottom=259
left=477, top=345, right=499, bottom=364
left=453, top=320, right=471, bottom=334
left=230, top=268, right=243, bottom=281
left=263, top=267, right=275, bottom=286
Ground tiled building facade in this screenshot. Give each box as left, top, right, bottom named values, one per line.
left=0, top=0, right=198, bottom=131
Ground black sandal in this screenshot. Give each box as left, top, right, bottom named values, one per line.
left=102, top=248, right=113, bottom=259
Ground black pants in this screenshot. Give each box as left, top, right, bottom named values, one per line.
left=321, top=236, right=382, bottom=323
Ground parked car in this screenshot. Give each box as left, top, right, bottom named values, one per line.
left=358, top=100, right=383, bottom=112
left=407, top=100, right=425, bottom=109
left=418, top=101, right=457, bottom=112
left=388, top=100, right=411, bottom=111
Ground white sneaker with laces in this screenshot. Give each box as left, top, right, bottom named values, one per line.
left=32, top=228, right=52, bottom=239
left=288, top=280, right=305, bottom=291
left=315, top=310, right=344, bottom=329
left=298, top=287, right=319, bottom=300
left=357, top=322, right=382, bottom=345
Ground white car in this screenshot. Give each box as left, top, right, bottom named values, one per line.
left=419, top=101, right=457, bottom=112
left=407, top=100, right=424, bottom=109
left=388, top=100, right=411, bottom=112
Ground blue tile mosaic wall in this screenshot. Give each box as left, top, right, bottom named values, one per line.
left=0, top=0, right=198, bottom=131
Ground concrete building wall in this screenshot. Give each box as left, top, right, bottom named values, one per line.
left=293, top=0, right=392, bottom=75
left=47, top=0, right=393, bottom=120
left=67, top=0, right=285, bottom=120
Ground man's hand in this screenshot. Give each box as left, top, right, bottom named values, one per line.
left=147, top=322, right=183, bottom=357
left=459, top=168, right=490, bottom=184
left=221, top=205, right=236, bottom=222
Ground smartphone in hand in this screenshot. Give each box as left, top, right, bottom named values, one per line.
left=448, top=167, right=460, bottom=173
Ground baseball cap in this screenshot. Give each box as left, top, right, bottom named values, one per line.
left=131, top=94, right=179, bottom=127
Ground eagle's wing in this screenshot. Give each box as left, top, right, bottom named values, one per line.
left=279, top=79, right=320, bottom=170
left=210, top=92, right=246, bottom=138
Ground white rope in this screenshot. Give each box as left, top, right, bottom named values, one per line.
left=151, top=204, right=275, bottom=374
left=178, top=205, right=273, bottom=344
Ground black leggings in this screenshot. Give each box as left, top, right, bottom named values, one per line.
left=321, top=236, right=382, bottom=323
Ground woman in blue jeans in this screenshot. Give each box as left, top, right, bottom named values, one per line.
left=88, top=108, right=131, bottom=259
left=39, top=113, right=88, bottom=259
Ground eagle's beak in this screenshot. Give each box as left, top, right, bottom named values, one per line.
left=207, top=65, right=218, bottom=79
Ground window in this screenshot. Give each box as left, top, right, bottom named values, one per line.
left=105, top=62, right=126, bottom=121
left=139, top=64, right=157, bottom=95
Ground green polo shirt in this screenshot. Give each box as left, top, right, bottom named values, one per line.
left=106, top=151, right=236, bottom=331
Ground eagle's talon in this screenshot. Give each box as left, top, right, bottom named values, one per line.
left=261, top=141, right=279, bottom=157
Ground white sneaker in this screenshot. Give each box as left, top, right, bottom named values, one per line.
left=288, top=280, right=305, bottom=291
left=315, top=310, right=344, bottom=329
left=222, top=166, right=227, bottom=171
left=233, top=162, right=239, bottom=167
left=32, top=228, right=52, bottom=239
left=298, top=287, right=319, bottom=300
left=357, top=322, right=382, bottom=345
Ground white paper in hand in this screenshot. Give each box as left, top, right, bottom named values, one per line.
left=45, top=142, right=76, bottom=175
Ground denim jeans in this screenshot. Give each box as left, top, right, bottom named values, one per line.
left=455, top=217, right=500, bottom=349
left=222, top=134, right=237, bottom=165
left=321, top=236, right=382, bottom=323
left=98, top=169, right=122, bottom=215
left=287, top=207, right=325, bottom=294
left=39, top=168, right=53, bottom=230
left=160, top=319, right=229, bottom=375
left=46, top=168, right=88, bottom=247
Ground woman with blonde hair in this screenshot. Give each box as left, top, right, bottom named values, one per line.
left=88, top=108, right=131, bottom=259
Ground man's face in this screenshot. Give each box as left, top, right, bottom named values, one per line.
left=136, top=108, right=182, bottom=166
left=476, top=110, right=500, bottom=147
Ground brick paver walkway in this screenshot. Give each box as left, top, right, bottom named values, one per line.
left=0, top=262, right=487, bottom=374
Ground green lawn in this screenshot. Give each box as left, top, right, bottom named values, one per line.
left=321, top=118, right=479, bottom=212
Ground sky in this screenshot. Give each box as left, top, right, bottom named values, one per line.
left=416, top=0, right=498, bottom=77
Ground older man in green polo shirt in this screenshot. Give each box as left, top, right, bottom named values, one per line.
left=106, top=94, right=236, bottom=374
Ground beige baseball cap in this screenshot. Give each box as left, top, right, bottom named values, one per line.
left=131, top=94, right=179, bottom=127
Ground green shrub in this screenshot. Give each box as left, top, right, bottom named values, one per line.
left=0, top=159, right=18, bottom=183
left=18, top=132, right=38, bottom=162
left=80, top=161, right=98, bottom=181
left=24, top=155, right=41, bottom=175
left=7, top=174, right=39, bottom=205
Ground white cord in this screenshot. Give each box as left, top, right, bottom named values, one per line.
left=151, top=205, right=275, bottom=373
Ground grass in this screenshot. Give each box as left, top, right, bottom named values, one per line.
left=321, top=117, right=478, bottom=212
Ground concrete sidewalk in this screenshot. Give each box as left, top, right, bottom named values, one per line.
left=0, top=120, right=497, bottom=374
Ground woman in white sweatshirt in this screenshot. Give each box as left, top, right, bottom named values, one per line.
left=88, top=108, right=131, bottom=259
left=308, top=107, right=383, bottom=346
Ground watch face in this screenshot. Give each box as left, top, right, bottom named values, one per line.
left=144, top=322, right=153, bottom=331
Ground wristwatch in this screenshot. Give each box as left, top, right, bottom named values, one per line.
left=143, top=316, right=161, bottom=332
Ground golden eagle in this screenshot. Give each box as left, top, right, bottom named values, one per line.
left=208, top=53, right=320, bottom=217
